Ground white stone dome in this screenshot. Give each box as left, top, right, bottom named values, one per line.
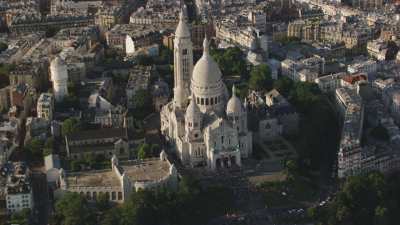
left=226, top=85, right=243, bottom=114
left=192, top=38, right=223, bottom=87
left=175, top=10, right=190, bottom=38
left=191, top=37, right=227, bottom=114
left=50, top=56, right=68, bottom=82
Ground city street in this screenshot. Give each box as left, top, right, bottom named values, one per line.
left=31, top=172, right=49, bottom=225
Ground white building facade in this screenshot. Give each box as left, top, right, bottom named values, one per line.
left=37, top=93, right=54, bottom=121
left=161, top=11, right=252, bottom=170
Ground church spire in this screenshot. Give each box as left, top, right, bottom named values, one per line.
left=203, top=36, right=209, bottom=54
left=173, top=5, right=193, bottom=109
left=179, top=8, right=185, bottom=21
left=175, top=7, right=190, bottom=38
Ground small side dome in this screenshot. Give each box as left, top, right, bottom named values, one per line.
left=226, top=85, right=243, bottom=114
left=186, top=94, right=201, bottom=118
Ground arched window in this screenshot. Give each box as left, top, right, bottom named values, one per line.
left=205, top=98, right=209, bottom=105
left=210, top=98, right=214, bottom=105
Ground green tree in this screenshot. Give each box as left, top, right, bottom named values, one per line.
left=273, top=76, right=294, bottom=97
left=56, top=95, right=80, bottom=111
left=274, top=79, right=340, bottom=172
left=131, top=89, right=153, bottom=119
left=116, top=176, right=235, bottom=225
left=137, top=143, right=151, bottom=160
left=284, top=159, right=298, bottom=182
left=97, top=193, right=111, bottom=212
left=85, top=154, right=96, bottom=169
left=0, top=42, right=7, bottom=52
left=54, top=192, right=95, bottom=225
left=25, top=138, right=44, bottom=158
left=315, top=172, right=400, bottom=225
left=43, top=137, right=54, bottom=156
left=210, top=47, right=248, bottom=78
left=9, top=208, right=30, bottom=225
left=101, top=208, right=122, bottom=225
left=43, top=148, right=53, bottom=157
left=62, top=118, right=81, bottom=137
left=0, top=63, right=14, bottom=88
left=248, top=64, right=273, bottom=91
left=70, top=160, right=82, bottom=172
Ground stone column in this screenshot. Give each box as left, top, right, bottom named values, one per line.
left=210, top=155, right=216, bottom=170
left=235, top=152, right=241, bottom=167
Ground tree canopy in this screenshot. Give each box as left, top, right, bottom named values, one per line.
left=248, top=64, right=273, bottom=91
left=52, top=177, right=236, bottom=225
left=53, top=193, right=96, bottom=225
left=273, top=79, right=340, bottom=173
left=24, top=138, right=44, bottom=159
left=62, top=118, right=81, bottom=137
left=130, top=89, right=153, bottom=119
left=43, top=137, right=54, bottom=156
left=0, top=63, right=14, bottom=88
left=0, top=42, right=8, bottom=53
left=137, top=143, right=160, bottom=159
left=210, top=47, right=248, bottom=78
left=311, top=172, right=400, bottom=225
left=8, top=208, right=30, bottom=225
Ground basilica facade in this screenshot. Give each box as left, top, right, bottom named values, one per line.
left=160, top=10, right=252, bottom=170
